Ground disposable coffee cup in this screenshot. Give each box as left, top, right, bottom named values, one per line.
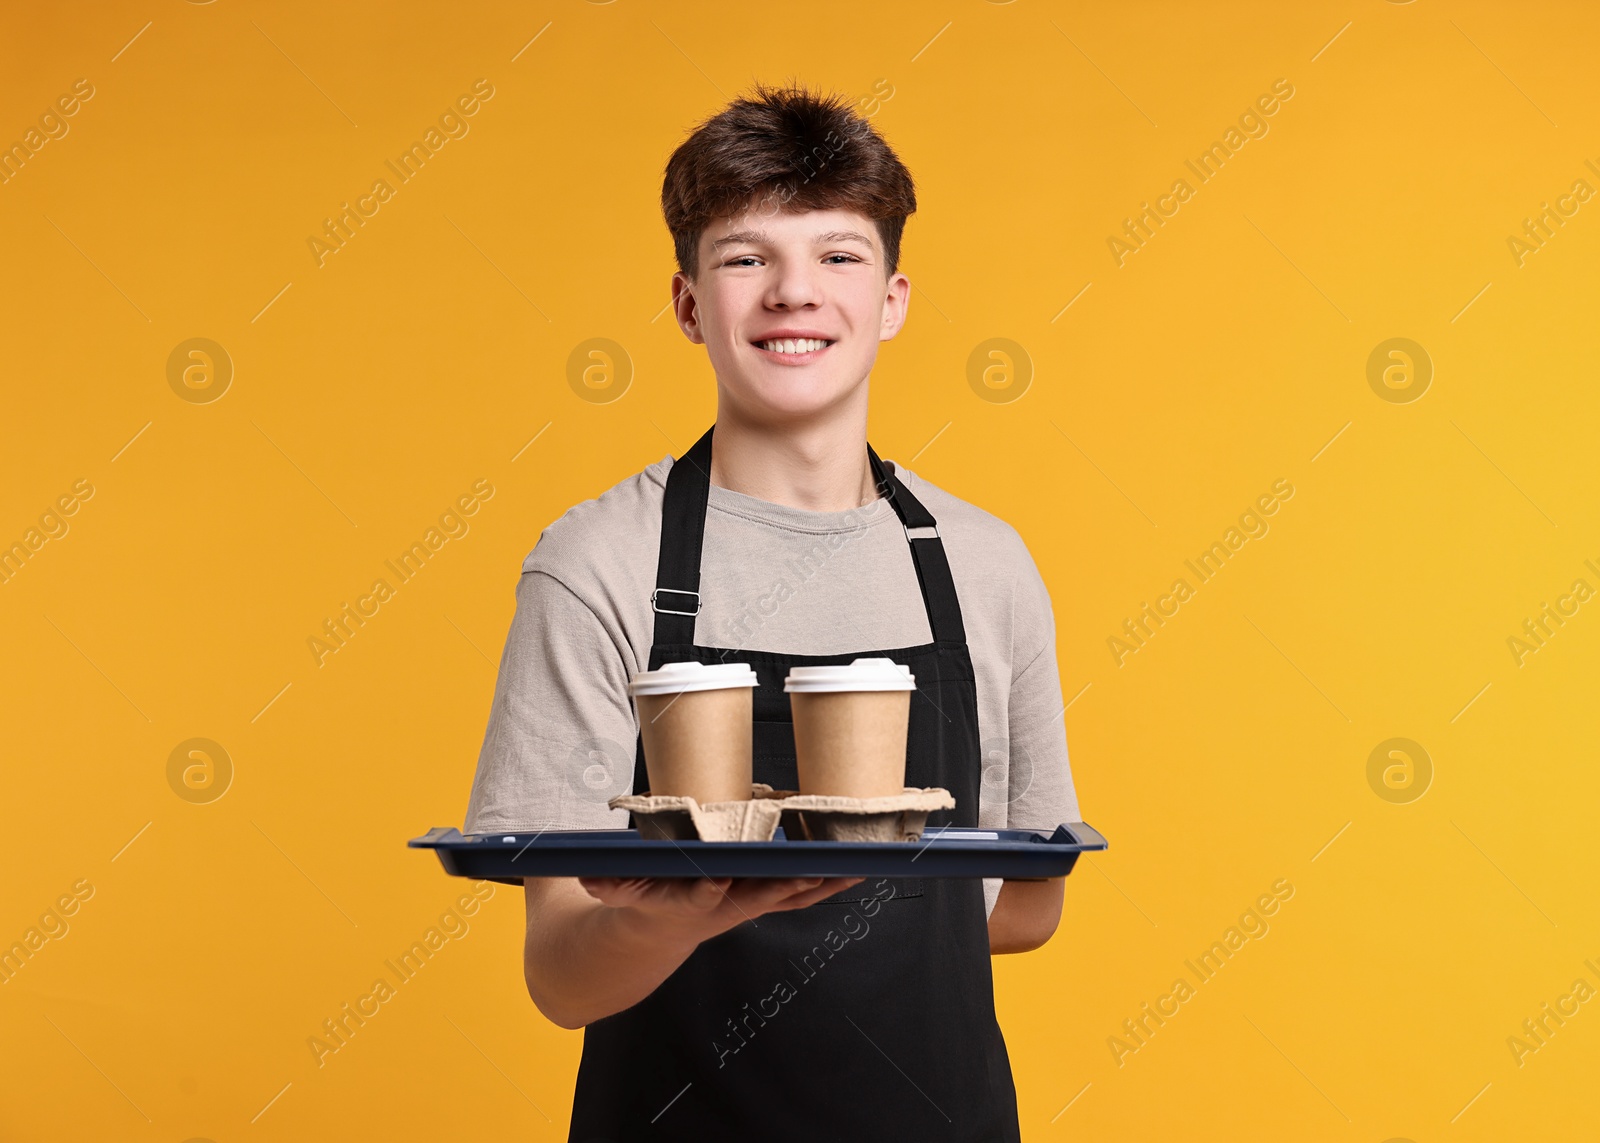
left=784, top=657, right=915, bottom=798
left=628, top=661, right=759, bottom=804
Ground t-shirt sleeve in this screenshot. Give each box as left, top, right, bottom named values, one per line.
left=979, top=545, right=1083, bottom=917
left=1003, top=558, right=1082, bottom=833
left=462, top=568, right=640, bottom=835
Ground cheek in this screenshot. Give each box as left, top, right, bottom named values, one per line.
left=695, top=291, right=748, bottom=347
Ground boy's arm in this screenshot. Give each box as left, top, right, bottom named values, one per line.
left=465, top=567, right=860, bottom=1025
left=462, top=568, right=639, bottom=842
left=988, top=553, right=1081, bottom=954
left=988, top=878, right=1066, bottom=954
left=522, top=874, right=861, bottom=1029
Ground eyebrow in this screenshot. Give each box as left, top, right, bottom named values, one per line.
left=709, top=228, right=877, bottom=252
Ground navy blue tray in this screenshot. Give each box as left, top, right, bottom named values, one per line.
left=408, top=822, right=1107, bottom=884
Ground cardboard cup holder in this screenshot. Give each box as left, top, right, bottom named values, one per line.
left=609, top=783, right=956, bottom=844
left=605, top=789, right=784, bottom=842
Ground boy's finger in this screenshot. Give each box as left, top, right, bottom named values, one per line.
left=687, top=877, right=734, bottom=906
left=726, top=876, right=819, bottom=907
left=774, top=877, right=865, bottom=909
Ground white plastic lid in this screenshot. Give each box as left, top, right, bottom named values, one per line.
left=783, top=657, right=916, bottom=693
left=628, top=660, right=759, bottom=696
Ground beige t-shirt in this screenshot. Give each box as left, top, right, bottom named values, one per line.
left=462, top=452, right=1082, bottom=916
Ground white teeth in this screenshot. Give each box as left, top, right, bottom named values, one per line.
left=758, top=338, right=830, bottom=354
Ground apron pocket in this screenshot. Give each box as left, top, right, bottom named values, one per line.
left=813, top=876, right=925, bottom=905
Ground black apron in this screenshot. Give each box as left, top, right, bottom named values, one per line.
left=568, top=423, right=1020, bottom=1142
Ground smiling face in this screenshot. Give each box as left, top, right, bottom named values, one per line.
left=670, top=204, right=911, bottom=426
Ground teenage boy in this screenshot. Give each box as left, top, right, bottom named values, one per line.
left=464, top=83, right=1081, bottom=1142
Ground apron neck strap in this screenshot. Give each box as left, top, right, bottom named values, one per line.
left=650, top=423, right=967, bottom=646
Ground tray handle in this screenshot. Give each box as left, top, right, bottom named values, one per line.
left=1050, top=821, right=1108, bottom=850
left=408, top=827, right=464, bottom=847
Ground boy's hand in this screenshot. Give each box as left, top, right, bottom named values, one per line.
left=522, top=875, right=866, bottom=1028
left=577, top=875, right=864, bottom=942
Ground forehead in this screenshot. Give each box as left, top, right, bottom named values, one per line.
left=702, top=205, right=878, bottom=252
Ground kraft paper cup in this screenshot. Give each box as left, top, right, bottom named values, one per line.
left=784, top=658, right=915, bottom=798
left=629, top=661, right=759, bottom=805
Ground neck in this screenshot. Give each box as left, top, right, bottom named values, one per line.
left=707, top=393, right=880, bottom=512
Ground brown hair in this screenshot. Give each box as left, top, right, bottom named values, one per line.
left=660, top=81, right=917, bottom=281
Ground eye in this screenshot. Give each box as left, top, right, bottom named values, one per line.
left=723, top=256, right=762, bottom=267
left=824, top=254, right=862, bottom=264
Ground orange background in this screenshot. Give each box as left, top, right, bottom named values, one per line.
left=3, top=1, right=1597, bottom=1139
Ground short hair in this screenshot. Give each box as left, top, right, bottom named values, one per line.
left=660, top=81, right=917, bottom=281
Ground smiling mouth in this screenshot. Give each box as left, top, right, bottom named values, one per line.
left=752, top=337, right=835, bottom=357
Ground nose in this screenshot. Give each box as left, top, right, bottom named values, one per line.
left=763, top=254, right=822, bottom=311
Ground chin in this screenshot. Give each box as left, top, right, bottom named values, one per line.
left=716, top=348, right=871, bottom=423
left=723, top=376, right=856, bottom=424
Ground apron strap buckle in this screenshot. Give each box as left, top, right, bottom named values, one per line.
left=904, top=523, right=940, bottom=541
left=651, top=587, right=702, bottom=616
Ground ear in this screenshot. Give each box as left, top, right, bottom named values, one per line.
left=878, top=270, right=911, bottom=342
left=671, top=271, right=704, bottom=345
